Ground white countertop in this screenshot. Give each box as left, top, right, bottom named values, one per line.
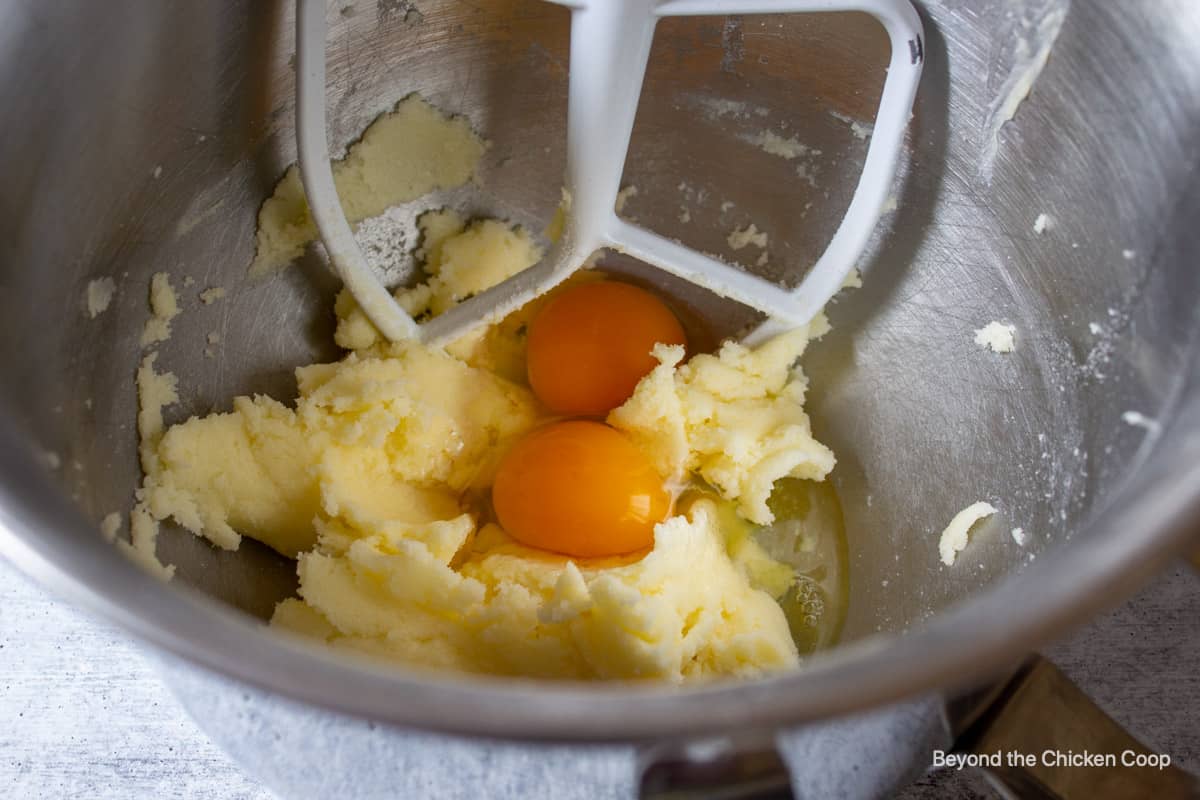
left=1, top=556, right=1196, bottom=799
left=0, top=559, right=270, bottom=799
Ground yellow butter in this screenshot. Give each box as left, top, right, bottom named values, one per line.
left=332, top=209, right=543, bottom=356
left=274, top=498, right=798, bottom=681
left=141, top=342, right=539, bottom=558
left=249, top=96, right=486, bottom=276
left=609, top=327, right=836, bottom=525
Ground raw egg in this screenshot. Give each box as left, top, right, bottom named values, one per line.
left=492, top=420, right=670, bottom=558
left=526, top=280, right=687, bottom=416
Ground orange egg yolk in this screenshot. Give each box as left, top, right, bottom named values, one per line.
left=492, top=420, right=671, bottom=558
left=526, top=280, right=687, bottom=416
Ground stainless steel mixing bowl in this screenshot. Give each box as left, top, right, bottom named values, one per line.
left=1, top=0, right=1198, bottom=742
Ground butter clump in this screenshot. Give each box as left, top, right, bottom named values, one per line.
left=609, top=326, right=836, bottom=525
left=140, top=272, right=180, bottom=346
left=275, top=498, right=798, bottom=681
left=332, top=209, right=543, bottom=356
left=250, top=95, right=486, bottom=276
left=139, top=342, right=539, bottom=558
left=938, top=501, right=997, bottom=566
left=86, top=277, right=116, bottom=318
left=120, top=353, right=178, bottom=579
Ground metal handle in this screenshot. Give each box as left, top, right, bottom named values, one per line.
left=947, top=655, right=1200, bottom=799
left=638, top=734, right=795, bottom=800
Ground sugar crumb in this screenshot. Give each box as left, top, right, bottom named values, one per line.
left=754, top=130, right=815, bottom=160
left=939, top=502, right=998, bottom=566
left=100, top=512, right=122, bottom=542
left=199, top=286, right=227, bottom=304
left=614, top=185, right=639, bottom=214
left=1121, top=410, right=1161, bottom=436
left=141, top=272, right=180, bottom=347
left=828, top=109, right=873, bottom=140
left=85, top=277, right=116, bottom=318
left=727, top=224, right=768, bottom=251
left=974, top=321, right=1017, bottom=353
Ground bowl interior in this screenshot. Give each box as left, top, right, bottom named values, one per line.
left=2, top=0, right=1198, bottom=690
